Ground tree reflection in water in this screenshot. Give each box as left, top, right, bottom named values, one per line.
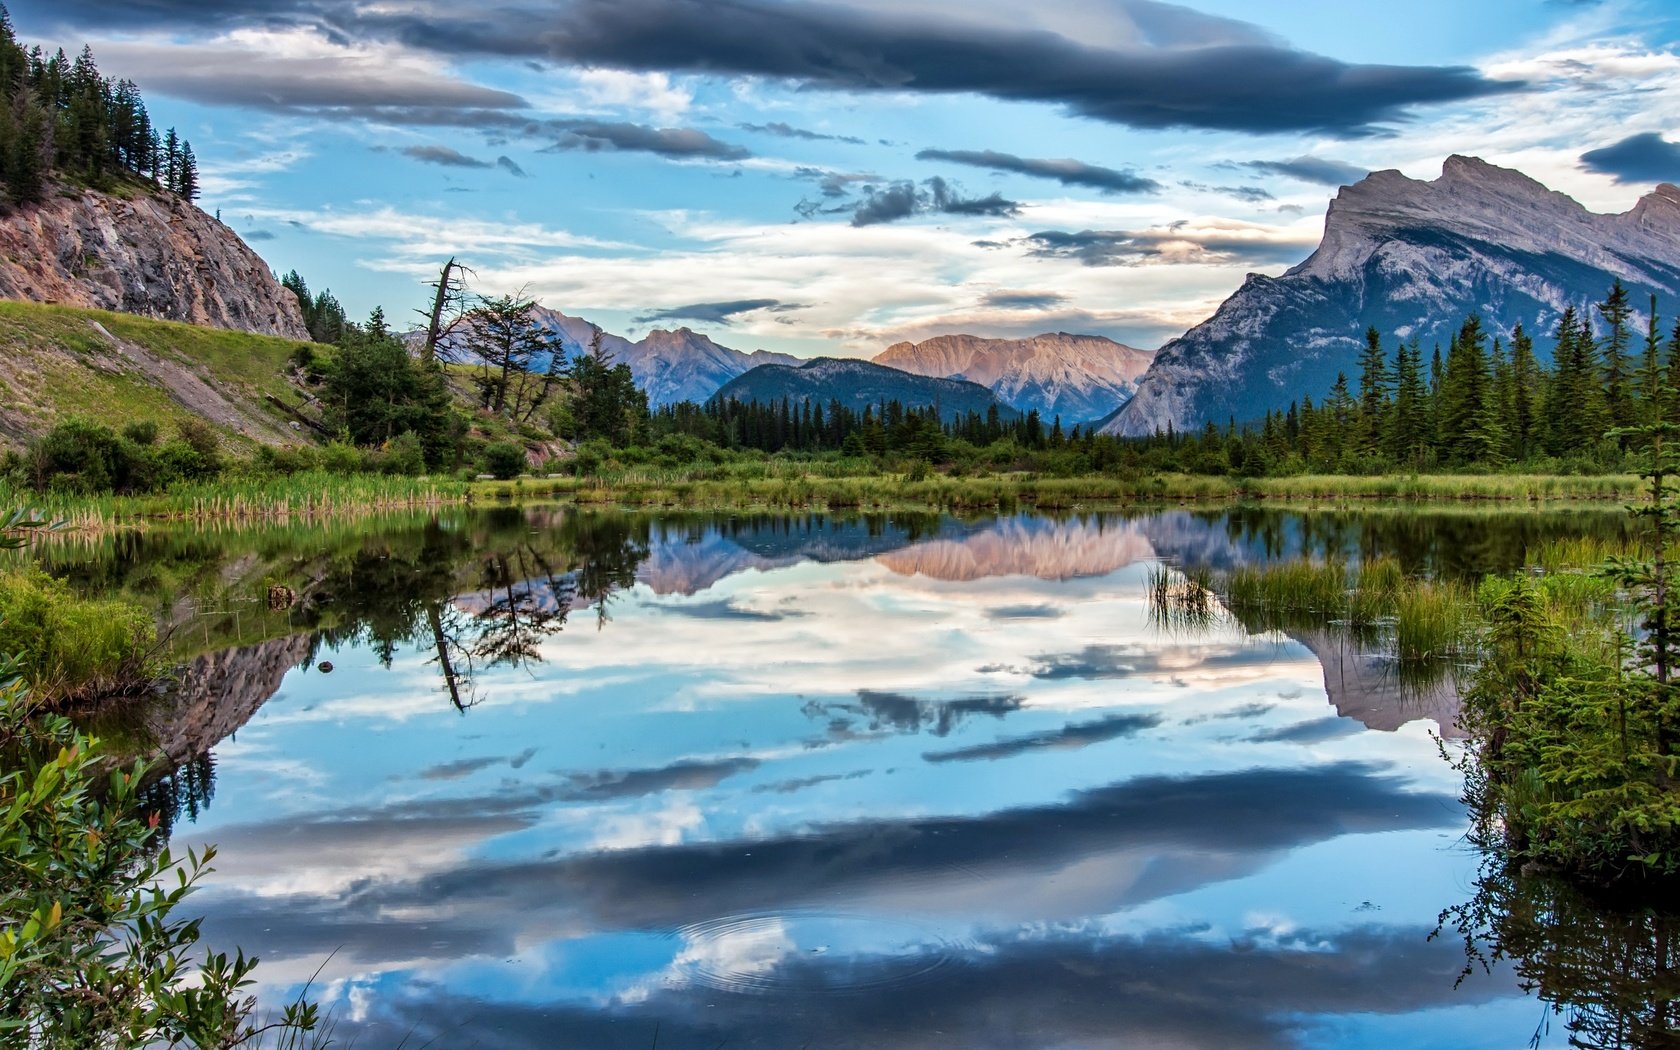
left=1438, top=857, right=1680, bottom=1049
left=302, top=509, right=650, bottom=710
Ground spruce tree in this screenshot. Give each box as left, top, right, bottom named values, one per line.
left=1600, top=279, right=1636, bottom=441
left=1355, top=326, right=1389, bottom=457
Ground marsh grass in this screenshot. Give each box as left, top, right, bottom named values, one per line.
left=1146, top=562, right=1220, bottom=633
left=0, top=472, right=466, bottom=529
left=0, top=567, right=157, bottom=701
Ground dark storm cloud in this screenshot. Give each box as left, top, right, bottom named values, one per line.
left=17, top=0, right=1516, bottom=136
left=923, top=712, right=1163, bottom=763
left=851, top=177, right=1020, bottom=226
left=241, top=229, right=276, bottom=241
left=917, top=148, right=1161, bottom=194
left=633, top=300, right=797, bottom=326
left=495, top=154, right=528, bottom=177
left=1579, top=132, right=1680, bottom=184
left=398, top=144, right=492, bottom=168
left=1024, top=226, right=1309, bottom=268
left=1235, top=154, right=1371, bottom=186
left=739, top=120, right=866, bottom=145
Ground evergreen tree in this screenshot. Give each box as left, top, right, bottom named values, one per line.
left=1507, top=323, right=1543, bottom=461
left=1438, top=316, right=1504, bottom=464
left=1600, top=279, right=1636, bottom=441
left=1388, top=340, right=1428, bottom=467
left=1355, top=326, right=1389, bottom=457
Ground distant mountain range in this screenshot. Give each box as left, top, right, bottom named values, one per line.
left=462, top=307, right=799, bottom=408
left=874, top=333, right=1155, bottom=424
left=1106, top=156, right=1680, bottom=436
left=712, top=357, right=1016, bottom=422
left=489, top=310, right=1150, bottom=420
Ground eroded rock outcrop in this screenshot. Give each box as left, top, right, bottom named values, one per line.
left=0, top=185, right=308, bottom=339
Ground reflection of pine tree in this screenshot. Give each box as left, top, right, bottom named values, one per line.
left=134, top=751, right=216, bottom=841
left=1439, top=858, right=1680, bottom=1050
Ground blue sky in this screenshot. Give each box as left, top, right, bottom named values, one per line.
left=11, top=0, right=1680, bottom=356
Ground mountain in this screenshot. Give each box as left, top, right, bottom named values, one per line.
left=712, top=357, right=1017, bottom=422
left=0, top=184, right=308, bottom=339
left=874, top=333, right=1155, bottom=424
left=1105, top=156, right=1680, bottom=436
left=454, top=306, right=800, bottom=407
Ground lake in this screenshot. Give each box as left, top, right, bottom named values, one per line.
left=37, top=505, right=1680, bottom=1049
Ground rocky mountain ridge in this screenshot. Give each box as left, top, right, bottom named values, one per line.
left=0, top=184, right=308, bottom=339
left=1106, top=156, right=1680, bottom=436
left=713, top=357, right=1016, bottom=422
left=875, top=332, right=1155, bottom=423
left=497, top=307, right=800, bottom=407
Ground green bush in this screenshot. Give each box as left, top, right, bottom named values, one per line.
left=120, top=420, right=158, bottom=447
left=0, top=664, right=321, bottom=1045
left=319, top=440, right=364, bottom=476
left=380, top=431, right=427, bottom=476
left=0, top=568, right=156, bottom=699
left=572, top=439, right=612, bottom=477
left=482, top=441, right=527, bottom=480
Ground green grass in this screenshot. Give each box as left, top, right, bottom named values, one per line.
left=0, top=566, right=156, bottom=701
left=464, top=468, right=1645, bottom=513
left=0, top=471, right=467, bottom=527
left=0, top=300, right=323, bottom=453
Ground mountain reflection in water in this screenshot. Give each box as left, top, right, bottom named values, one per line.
left=37, top=505, right=1675, bottom=1048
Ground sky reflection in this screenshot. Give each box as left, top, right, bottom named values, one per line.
left=148, top=510, right=1558, bottom=1047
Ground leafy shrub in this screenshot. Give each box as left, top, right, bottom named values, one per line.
left=482, top=441, right=527, bottom=480
left=319, top=440, right=364, bottom=476
left=380, top=431, right=427, bottom=476
left=120, top=420, right=158, bottom=447
left=0, top=568, right=156, bottom=699
left=572, top=439, right=612, bottom=478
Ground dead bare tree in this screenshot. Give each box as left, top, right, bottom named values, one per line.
left=417, top=256, right=474, bottom=365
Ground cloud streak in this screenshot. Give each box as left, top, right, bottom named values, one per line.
left=36, top=0, right=1519, bottom=136
left=916, top=148, right=1161, bottom=194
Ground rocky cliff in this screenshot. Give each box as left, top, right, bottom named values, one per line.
left=0, top=185, right=309, bottom=339
left=1105, top=157, right=1680, bottom=436
left=876, top=332, right=1155, bottom=424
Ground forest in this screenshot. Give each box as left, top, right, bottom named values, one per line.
left=0, top=7, right=197, bottom=208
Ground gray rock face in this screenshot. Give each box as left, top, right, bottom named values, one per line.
left=507, top=307, right=801, bottom=407
left=1105, top=157, right=1680, bottom=436
left=874, top=332, right=1155, bottom=424
left=0, top=185, right=309, bottom=339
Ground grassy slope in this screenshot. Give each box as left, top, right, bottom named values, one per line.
left=0, top=300, right=323, bottom=451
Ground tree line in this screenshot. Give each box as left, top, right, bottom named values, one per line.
left=0, top=7, right=197, bottom=209
left=1233, top=280, right=1676, bottom=475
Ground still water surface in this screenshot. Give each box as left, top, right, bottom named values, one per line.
left=40, top=506, right=1677, bottom=1048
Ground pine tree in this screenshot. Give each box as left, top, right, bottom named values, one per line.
left=1507, top=323, right=1543, bottom=462
left=1355, top=326, right=1389, bottom=458
left=177, top=141, right=198, bottom=200
left=1439, top=316, right=1504, bottom=464
left=1600, top=279, right=1636, bottom=441
left=1388, top=340, right=1427, bottom=468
